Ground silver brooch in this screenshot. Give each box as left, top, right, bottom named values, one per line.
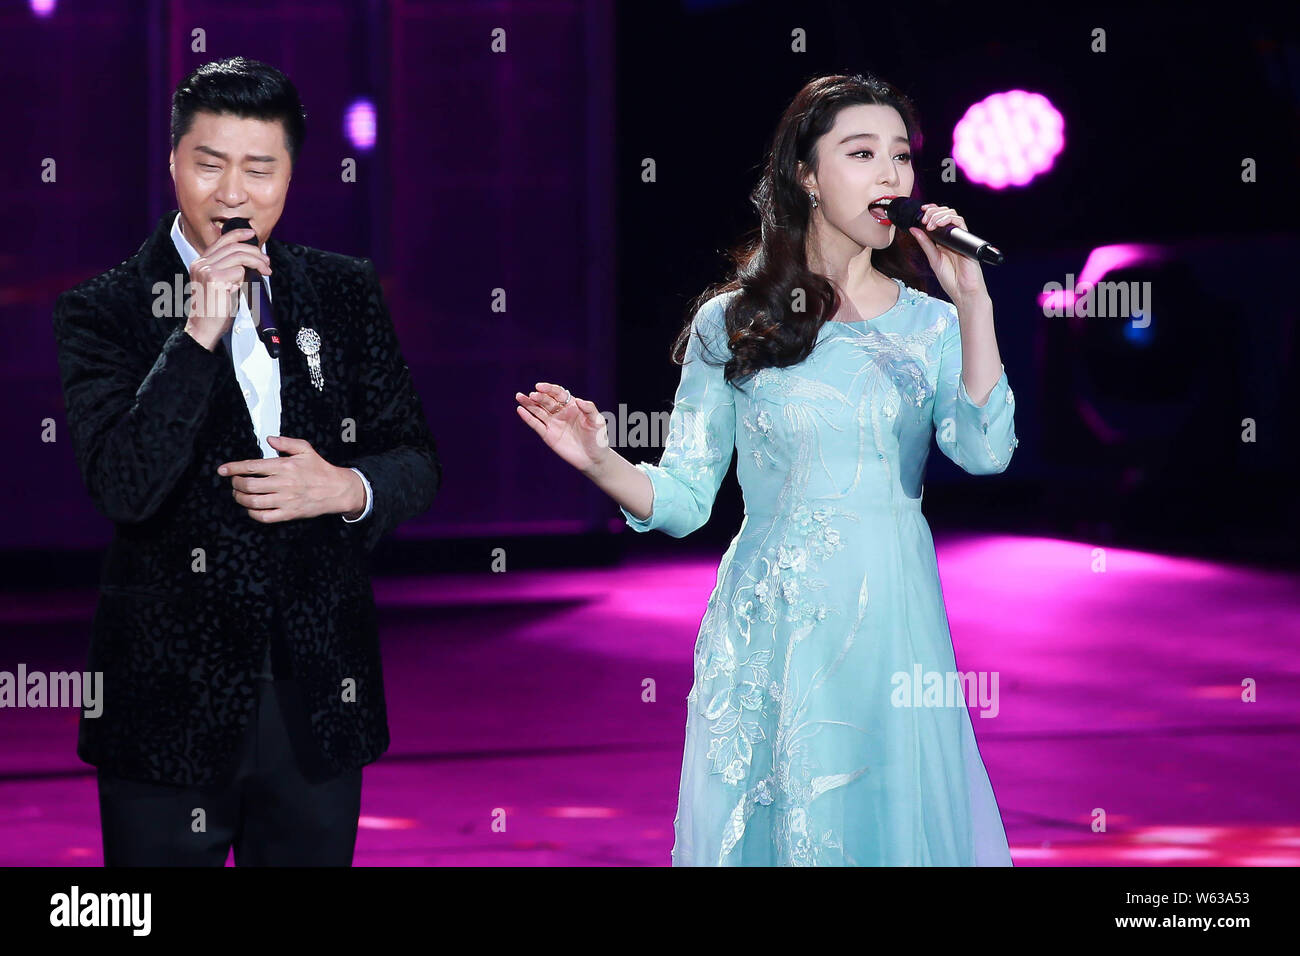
left=296, top=327, right=324, bottom=391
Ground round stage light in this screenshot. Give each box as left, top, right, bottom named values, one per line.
left=345, top=98, right=377, bottom=151
left=953, top=89, right=1064, bottom=188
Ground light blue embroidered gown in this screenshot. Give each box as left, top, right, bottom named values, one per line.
left=621, top=277, right=1018, bottom=866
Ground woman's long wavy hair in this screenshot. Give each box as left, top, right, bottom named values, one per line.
left=675, top=73, right=930, bottom=382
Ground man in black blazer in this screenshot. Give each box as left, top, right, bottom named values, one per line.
left=51, top=56, right=441, bottom=865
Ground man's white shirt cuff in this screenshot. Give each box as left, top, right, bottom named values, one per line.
left=342, top=467, right=374, bottom=522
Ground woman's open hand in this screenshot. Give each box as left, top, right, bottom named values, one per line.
left=515, top=382, right=611, bottom=475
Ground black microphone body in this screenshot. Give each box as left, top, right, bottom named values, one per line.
left=868, top=196, right=1005, bottom=265
left=220, top=217, right=280, bottom=358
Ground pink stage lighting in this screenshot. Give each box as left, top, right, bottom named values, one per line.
left=1037, top=243, right=1168, bottom=313
left=953, top=90, right=1064, bottom=188
left=345, top=98, right=377, bottom=151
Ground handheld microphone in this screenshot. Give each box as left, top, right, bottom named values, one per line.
left=220, top=217, right=281, bottom=358
left=868, top=196, right=1005, bottom=265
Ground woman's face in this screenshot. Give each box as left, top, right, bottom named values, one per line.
left=800, top=102, right=914, bottom=251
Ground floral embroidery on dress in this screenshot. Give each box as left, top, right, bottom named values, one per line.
left=845, top=318, right=945, bottom=411
left=660, top=395, right=731, bottom=484
left=749, top=366, right=797, bottom=398
left=700, top=642, right=773, bottom=781
left=742, top=407, right=775, bottom=469
left=693, top=490, right=871, bottom=864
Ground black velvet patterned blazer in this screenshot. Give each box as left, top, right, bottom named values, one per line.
left=52, top=209, right=441, bottom=787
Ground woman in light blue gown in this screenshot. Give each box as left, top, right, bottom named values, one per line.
left=516, top=73, right=1017, bottom=865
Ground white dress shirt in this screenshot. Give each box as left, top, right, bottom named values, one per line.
left=170, top=213, right=372, bottom=522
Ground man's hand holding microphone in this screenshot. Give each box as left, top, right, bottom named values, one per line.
left=183, top=222, right=271, bottom=352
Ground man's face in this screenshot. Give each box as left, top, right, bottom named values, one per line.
left=169, top=110, right=292, bottom=250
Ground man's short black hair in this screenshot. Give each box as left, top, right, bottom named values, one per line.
left=171, top=56, right=307, bottom=165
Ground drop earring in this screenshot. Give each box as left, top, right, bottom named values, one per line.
left=808, top=191, right=819, bottom=209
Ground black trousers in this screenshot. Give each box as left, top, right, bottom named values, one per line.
left=96, top=677, right=363, bottom=866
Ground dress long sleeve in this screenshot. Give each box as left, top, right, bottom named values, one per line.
left=931, top=303, right=1018, bottom=475
left=621, top=296, right=736, bottom=538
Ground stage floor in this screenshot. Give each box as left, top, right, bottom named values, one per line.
left=2, top=533, right=1297, bottom=866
